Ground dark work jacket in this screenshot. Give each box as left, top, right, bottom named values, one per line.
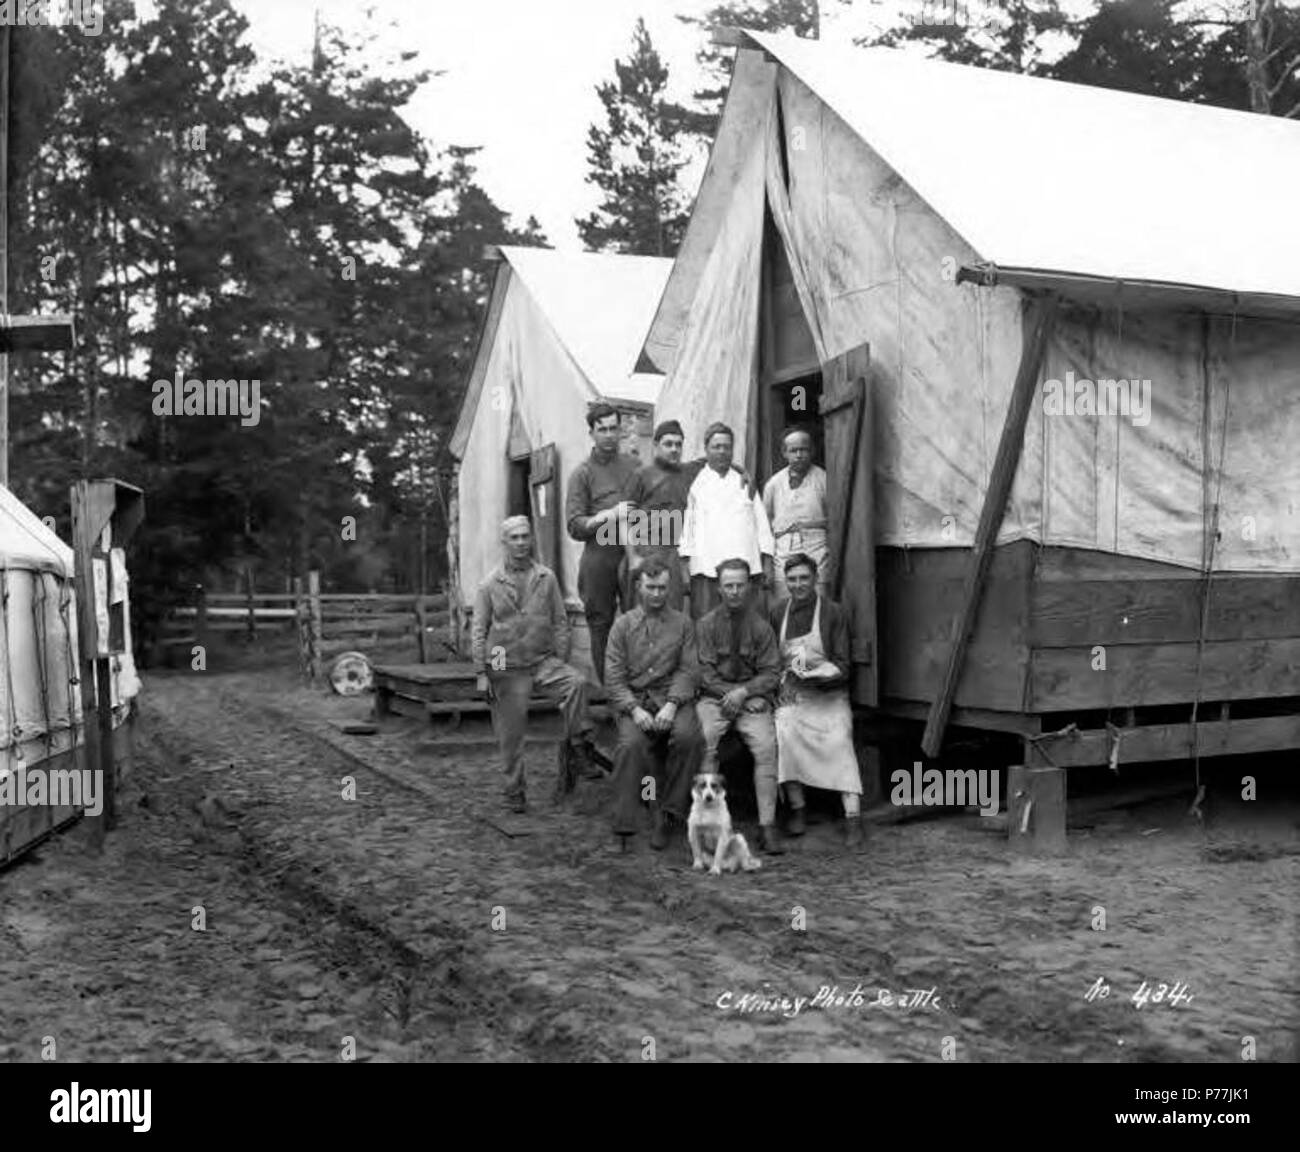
left=696, top=605, right=781, bottom=703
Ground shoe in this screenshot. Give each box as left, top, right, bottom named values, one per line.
left=650, top=809, right=672, bottom=851
left=844, top=817, right=864, bottom=849
left=582, top=736, right=612, bottom=770
left=506, top=794, right=526, bottom=814
left=758, top=825, right=785, bottom=855
left=568, top=740, right=606, bottom=781
left=786, top=807, right=806, bottom=837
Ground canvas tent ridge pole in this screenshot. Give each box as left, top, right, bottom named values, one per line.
left=921, top=292, right=1059, bottom=758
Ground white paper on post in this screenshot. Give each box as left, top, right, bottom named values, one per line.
left=110, top=547, right=128, bottom=604
left=93, top=557, right=110, bottom=655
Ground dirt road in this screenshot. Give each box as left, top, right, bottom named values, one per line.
left=2, top=669, right=1297, bottom=1062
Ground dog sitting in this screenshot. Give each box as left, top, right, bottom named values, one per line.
left=687, top=773, right=761, bottom=874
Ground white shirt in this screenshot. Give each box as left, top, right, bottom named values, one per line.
left=679, top=465, right=775, bottom=578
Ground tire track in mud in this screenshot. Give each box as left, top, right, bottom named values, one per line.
left=143, top=675, right=1193, bottom=1062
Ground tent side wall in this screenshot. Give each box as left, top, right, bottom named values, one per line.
left=456, top=270, right=657, bottom=681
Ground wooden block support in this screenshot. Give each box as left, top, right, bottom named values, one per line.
left=1007, top=765, right=1067, bottom=855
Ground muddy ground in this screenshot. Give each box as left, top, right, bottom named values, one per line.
left=1, top=667, right=1297, bottom=1062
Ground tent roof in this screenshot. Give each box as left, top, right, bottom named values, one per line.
left=499, top=246, right=671, bottom=392
left=0, top=486, right=73, bottom=577
left=451, top=248, right=671, bottom=458
left=748, top=31, right=1300, bottom=303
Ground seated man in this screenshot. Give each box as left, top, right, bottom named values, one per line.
left=605, top=558, right=705, bottom=850
left=770, top=552, right=864, bottom=847
left=695, top=558, right=784, bottom=854
left=472, top=515, right=603, bottom=814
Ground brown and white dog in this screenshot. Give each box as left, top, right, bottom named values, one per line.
left=687, top=773, right=762, bottom=874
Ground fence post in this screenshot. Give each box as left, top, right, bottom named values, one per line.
left=415, top=595, right=428, bottom=664
left=308, top=569, right=323, bottom=684
left=293, top=576, right=308, bottom=684
left=245, top=565, right=257, bottom=644
left=195, top=583, right=209, bottom=652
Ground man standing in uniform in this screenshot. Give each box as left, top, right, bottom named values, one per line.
left=763, top=427, right=831, bottom=601
left=623, top=419, right=691, bottom=611
left=473, top=516, right=604, bottom=813
left=679, top=423, right=775, bottom=619
left=566, top=402, right=638, bottom=682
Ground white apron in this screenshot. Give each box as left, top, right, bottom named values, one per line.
left=775, top=597, right=861, bottom=794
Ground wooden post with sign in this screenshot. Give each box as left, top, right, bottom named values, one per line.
left=70, top=479, right=144, bottom=849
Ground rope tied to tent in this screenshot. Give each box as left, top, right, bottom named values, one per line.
left=1024, top=721, right=1080, bottom=768
left=1187, top=308, right=1235, bottom=819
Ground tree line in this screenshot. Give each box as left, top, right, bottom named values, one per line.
left=580, top=0, right=1300, bottom=256
left=5, top=0, right=1297, bottom=654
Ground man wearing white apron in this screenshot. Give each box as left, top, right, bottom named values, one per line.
left=762, top=428, right=830, bottom=602
left=770, top=553, right=864, bottom=847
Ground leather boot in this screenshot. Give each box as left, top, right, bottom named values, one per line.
left=844, top=816, right=864, bottom=849
left=758, top=824, right=785, bottom=855
left=569, top=738, right=606, bottom=781
left=786, top=806, right=806, bottom=837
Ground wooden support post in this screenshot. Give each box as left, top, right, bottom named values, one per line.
left=1007, top=764, right=1066, bottom=855
left=308, top=569, right=323, bottom=684
left=922, top=294, right=1058, bottom=757
left=71, top=483, right=111, bottom=846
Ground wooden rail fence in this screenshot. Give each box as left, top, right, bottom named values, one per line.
left=159, top=570, right=456, bottom=681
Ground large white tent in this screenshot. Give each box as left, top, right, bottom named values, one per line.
left=451, top=246, right=672, bottom=608
left=642, top=32, right=1300, bottom=574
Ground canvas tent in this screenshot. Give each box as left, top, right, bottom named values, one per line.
left=450, top=246, right=672, bottom=664
left=638, top=31, right=1300, bottom=772
left=645, top=31, right=1300, bottom=573
left=0, top=486, right=140, bottom=865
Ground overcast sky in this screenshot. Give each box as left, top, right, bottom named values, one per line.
left=224, top=0, right=901, bottom=249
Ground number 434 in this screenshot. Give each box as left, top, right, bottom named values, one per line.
left=1132, top=980, right=1193, bottom=1008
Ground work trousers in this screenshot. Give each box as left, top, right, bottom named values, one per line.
left=610, top=703, right=704, bottom=835
left=489, top=656, right=590, bottom=803
left=696, top=697, right=779, bottom=825
left=578, top=543, right=626, bottom=682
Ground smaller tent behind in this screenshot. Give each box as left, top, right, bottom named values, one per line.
left=450, top=247, right=672, bottom=676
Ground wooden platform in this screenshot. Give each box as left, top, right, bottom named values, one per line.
left=372, top=662, right=610, bottom=728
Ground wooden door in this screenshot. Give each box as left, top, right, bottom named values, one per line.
left=819, top=342, right=876, bottom=706
left=529, top=444, right=561, bottom=577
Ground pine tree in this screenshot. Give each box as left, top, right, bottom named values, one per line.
left=576, top=18, right=690, bottom=257
left=859, top=1, right=1073, bottom=74
left=677, top=0, right=823, bottom=139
